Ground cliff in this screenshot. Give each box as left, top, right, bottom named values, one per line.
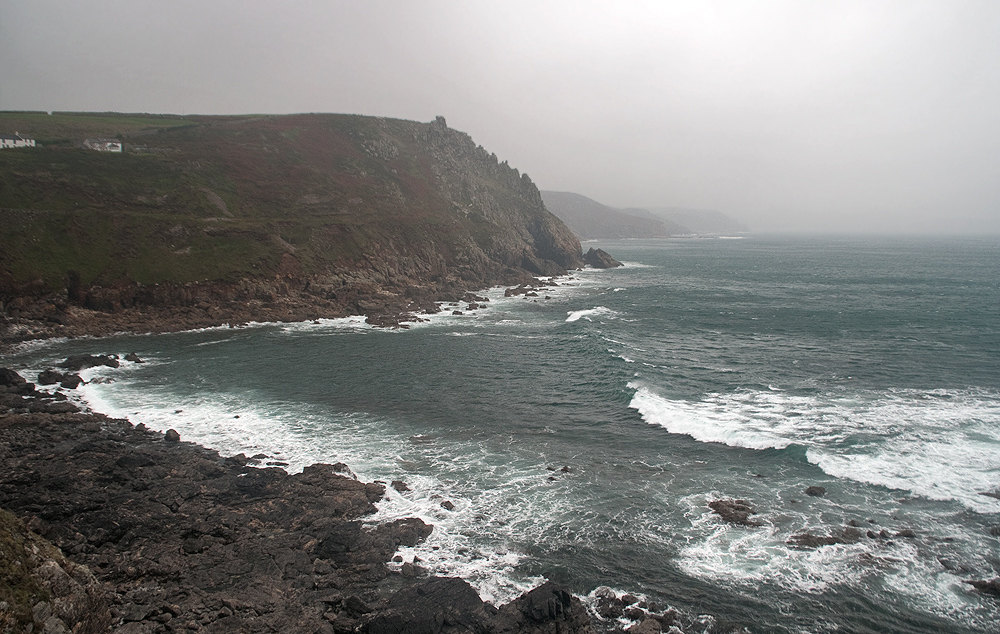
left=0, top=112, right=583, bottom=343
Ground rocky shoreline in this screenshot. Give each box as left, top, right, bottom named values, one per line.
left=0, top=394, right=596, bottom=633
left=1, top=360, right=704, bottom=634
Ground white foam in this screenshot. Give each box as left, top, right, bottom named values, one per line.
left=566, top=307, right=617, bottom=323
left=674, top=492, right=998, bottom=630
left=629, top=385, right=1000, bottom=512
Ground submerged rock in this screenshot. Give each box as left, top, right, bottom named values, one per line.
left=787, top=527, right=865, bottom=548
left=804, top=486, right=826, bottom=497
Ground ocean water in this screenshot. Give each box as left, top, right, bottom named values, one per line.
left=7, top=235, right=1000, bottom=633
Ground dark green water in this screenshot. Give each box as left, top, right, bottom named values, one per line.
left=8, top=235, right=1000, bottom=633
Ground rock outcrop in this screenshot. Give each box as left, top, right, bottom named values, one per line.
left=582, top=248, right=622, bottom=269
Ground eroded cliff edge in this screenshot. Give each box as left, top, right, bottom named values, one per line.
left=0, top=113, right=584, bottom=345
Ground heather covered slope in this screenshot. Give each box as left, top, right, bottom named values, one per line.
left=0, top=112, right=583, bottom=340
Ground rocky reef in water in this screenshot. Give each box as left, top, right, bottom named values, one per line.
left=0, top=112, right=586, bottom=346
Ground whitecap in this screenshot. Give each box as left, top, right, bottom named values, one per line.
left=566, top=307, right=617, bottom=323
left=628, top=384, right=1000, bottom=512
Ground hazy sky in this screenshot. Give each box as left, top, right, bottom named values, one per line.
left=3, top=0, right=999, bottom=233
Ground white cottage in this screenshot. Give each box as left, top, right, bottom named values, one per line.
left=0, top=132, right=36, bottom=149
left=84, top=138, right=123, bottom=152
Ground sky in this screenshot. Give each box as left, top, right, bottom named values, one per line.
left=2, top=0, right=999, bottom=234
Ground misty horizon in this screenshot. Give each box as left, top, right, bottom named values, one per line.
left=3, top=1, right=999, bottom=235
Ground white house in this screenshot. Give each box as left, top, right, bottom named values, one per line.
left=84, top=138, right=123, bottom=152
left=0, top=132, right=36, bottom=149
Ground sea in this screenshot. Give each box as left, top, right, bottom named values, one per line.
left=6, top=235, right=1000, bottom=634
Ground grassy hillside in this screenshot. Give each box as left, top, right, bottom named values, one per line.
left=0, top=112, right=581, bottom=304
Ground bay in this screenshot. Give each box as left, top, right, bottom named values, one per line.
left=9, top=235, right=1000, bottom=633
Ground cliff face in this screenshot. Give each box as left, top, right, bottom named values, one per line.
left=0, top=112, right=583, bottom=339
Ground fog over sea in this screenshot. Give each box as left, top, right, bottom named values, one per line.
left=11, top=235, right=1000, bottom=633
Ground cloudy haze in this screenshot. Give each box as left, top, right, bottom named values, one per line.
left=2, top=0, right=999, bottom=234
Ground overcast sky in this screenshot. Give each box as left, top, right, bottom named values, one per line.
left=3, top=0, right=999, bottom=233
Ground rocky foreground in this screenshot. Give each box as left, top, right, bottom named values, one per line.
left=1, top=365, right=684, bottom=634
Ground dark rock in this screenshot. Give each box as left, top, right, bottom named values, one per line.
left=60, top=374, right=84, bottom=389
left=391, top=480, right=410, bottom=493
left=708, top=498, right=763, bottom=527
left=362, top=577, right=493, bottom=634
left=124, top=352, right=145, bottom=363
left=583, top=248, right=623, bottom=269
left=804, top=486, right=826, bottom=497
left=594, top=586, right=625, bottom=619
left=626, top=618, right=661, bottom=634
left=164, top=429, right=181, bottom=442
left=979, top=491, right=1000, bottom=500
left=38, top=369, right=64, bottom=385
left=0, top=368, right=27, bottom=386
left=895, top=529, right=916, bottom=538
left=497, top=581, right=593, bottom=634
left=58, top=355, right=120, bottom=372
left=440, top=500, right=455, bottom=511
left=966, top=578, right=1000, bottom=596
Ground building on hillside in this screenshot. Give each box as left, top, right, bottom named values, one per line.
left=84, top=138, right=123, bottom=152
left=0, top=132, right=36, bottom=149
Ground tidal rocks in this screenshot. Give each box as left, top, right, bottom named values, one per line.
left=582, top=248, right=623, bottom=269
left=58, top=354, right=120, bottom=372
left=164, top=428, right=181, bottom=442
left=37, top=369, right=84, bottom=389
left=0, top=368, right=81, bottom=415
left=787, top=527, right=865, bottom=548
left=804, top=486, right=826, bottom=497
left=708, top=498, right=763, bottom=527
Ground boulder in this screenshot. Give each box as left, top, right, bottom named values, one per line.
left=804, top=486, right=826, bottom=497
left=59, top=374, right=84, bottom=389
left=124, top=353, right=145, bottom=363
left=164, top=429, right=181, bottom=442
